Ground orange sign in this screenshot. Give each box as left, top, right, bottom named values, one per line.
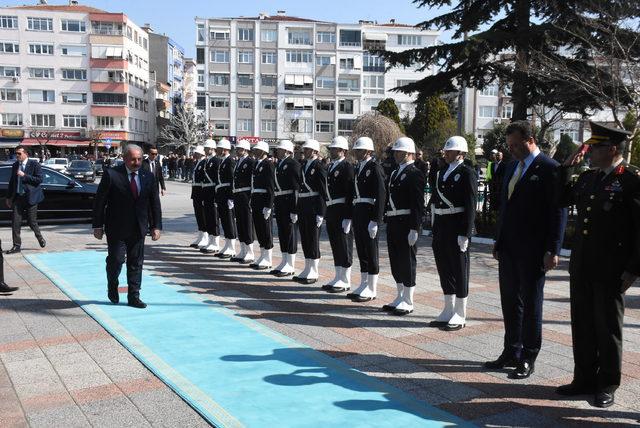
left=1, top=129, right=25, bottom=138
left=96, top=131, right=127, bottom=141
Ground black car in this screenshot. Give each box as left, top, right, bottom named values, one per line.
left=0, top=165, right=97, bottom=224
left=65, top=160, right=96, bottom=182
left=94, top=158, right=105, bottom=176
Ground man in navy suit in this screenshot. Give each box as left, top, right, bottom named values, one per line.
left=486, top=121, right=567, bottom=379
left=92, top=144, right=162, bottom=309
left=6, top=145, right=46, bottom=254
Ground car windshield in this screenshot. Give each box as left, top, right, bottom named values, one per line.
left=45, top=159, right=67, bottom=165
left=70, top=161, right=92, bottom=169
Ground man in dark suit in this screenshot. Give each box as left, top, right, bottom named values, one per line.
left=486, top=121, right=567, bottom=379
left=6, top=145, right=46, bottom=254
left=141, top=147, right=166, bottom=196
left=92, top=144, right=162, bottom=309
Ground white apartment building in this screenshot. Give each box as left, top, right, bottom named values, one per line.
left=0, top=1, right=151, bottom=155
left=194, top=11, right=439, bottom=144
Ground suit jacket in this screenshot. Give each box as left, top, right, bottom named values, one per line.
left=428, top=163, right=477, bottom=237
left=353, top=159, right=386, bottom=224
left=251, top=158, right=275, bottom=209
left=495, top=153, right=567, bottom=260
left=385, top=163, right=426, bottom=230
left=92, top=165, right=162, bottom=240
left=297, top=158, right=328, bottom=216
left=326, top=159, right=354, bottom=220
left=142, top=158, right=165, bottom=191
left=8, top=159, right=45, bottom=206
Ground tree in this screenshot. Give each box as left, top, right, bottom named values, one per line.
left=482, top=122, right=509, bottom=159
left=407, top=95, right=457, bottom=155
left=376, top=98, right=405, bottom=132
left=463, top=132, right=477, bottom=164
left=624, top=111, right=640, bottom=166
left=157, top=106, right=208, bottom=152
left=28, top=128, right=58, bottom=160
left=350, top=112, right=404, bottom=158
left=553, top=133, right=578, bottom=163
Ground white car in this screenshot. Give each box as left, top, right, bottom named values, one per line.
left=44, top=158, right=69, bottom=173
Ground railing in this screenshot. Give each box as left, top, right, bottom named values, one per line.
left=91, top=29, right=124, bottom=36
left=339, top=41, right=361, bottom=47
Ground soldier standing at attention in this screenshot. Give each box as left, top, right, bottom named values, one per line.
left=215, top=139, right=237, bottom=259
left=231, top=140, right=256, bottom=264
left=249, top=141, right=275, bottom=270
left=189, top=146, right=208, bottom=249
left=200, top=139, right=221, bottom=254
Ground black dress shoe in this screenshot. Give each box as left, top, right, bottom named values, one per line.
left=381, top=304, right=397, bottom=312
left=346, top=292, right=360, bottom=299
left=298, top=278, right=317, bottom=285
left=594, top=391, right=614, bottom=408
left=218, top=254, right=233, bottom=259
left=428, top=320, right=449, bottom=327
left=0, top=282, right=18, bottom=293
left=127, top=298, right=147, bottom=309
left=249, top=263, right=259, bottom=268
left=321, top=284, right=334, bottom=290
left=484, top=353, right=519, bottom=370
left=393, top=307, right=413, bottom=316
left=255, top=265, right=271, bottom=271
left=274, top=271, right=293, bottom=277
left=230, top=257, right=242, bottom=262
left=509, top=359, right=534, bottom=379
left=443, top=322, right=465, bottom=331
left=327, top=286, right=349, bottom=294
left=5, top=246, right=21, bottom=254
left=189, top=243, right=199, bottom=248
left=556, top=382, right=596, bottom=396
left=108, top=290, right=119, bottom=304
left=200, top=248, right=218, bottom=254
left=37, top=236, right=46, bottom=248
left=269, top=269, right=281, bottom=275
left=239, top=259, right=253, bottom=265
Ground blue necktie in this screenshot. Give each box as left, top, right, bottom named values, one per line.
left=17, top=164, right=24, bottom=195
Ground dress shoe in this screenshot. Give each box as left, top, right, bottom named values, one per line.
left=393, top=307, right=413, bottom=316
left=249, top=262, right=259, bottom=268
left=230, top=257, right=242, bottom=262
left=321, top=284, right=334, bottom=290
left=346, top=292, right=360, bottom=299
left=556, top=382, right=596, bottom=396
left=509, top=359, right=534, bottom=379
left=269, top=269, right=281, bottom=275
left=127, top=298, right=147, bottom=309
left=37, top=236, right=46, bottom=248
left=108, top=290, right=119, bottom=304
left=326, top=286, right=349, bottom=294
left=218, top=254, right=233, bottom=259
left=352, top=295, right=375, bottom=302
left=443, top=322, right=464, bottom=331
left=255, top=265, right=271, bottom=271
left=0, top=282, right=18, bottom=293
left=298, top=278, right=317, bottom=285
left=428, top=320, right=449, bottom=327
left=239, top=259, right=253, bottom=265
left=5, top=246, right=21, bottom=254
left=484, top=353, right=519, bottom=370
left=381, top=304, right=397, bottom=312
left=594, top=391, right=614, bottom=408
left=274, top=271, right=293, bottom=278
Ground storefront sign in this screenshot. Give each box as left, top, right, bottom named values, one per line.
left=29, top=130, right=82, bottom=139
left=1, top=129, right=25, bottom=138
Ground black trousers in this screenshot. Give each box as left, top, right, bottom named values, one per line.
left=274, top=195, right=297, bottom=254
left=251, top=198, right=273, bottom=249
left=12, top=196, right=42, bottom=247
left=192, top=196, right=206, bottom=232
left=432, top=218, right=469, bottom=297
left=217, top=200, right=237, bottom=239
left=233, top=191, right=253, bottom=245
left=570, top=276, right=624, bottom=393
left=326, top=206, right=353, bottom=268
left=106, top=232, right=145, bottom=299
left=387, top=217, right=417, bottom=287
left=202, top=188, right=219, bottom=236
left=498, top=250, right=546, bottom=361
left=298, top=210, right=320, bottom=259
left=353, top=204, right=379, bottom=275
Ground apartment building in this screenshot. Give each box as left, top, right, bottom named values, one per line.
left=194, top=11, right=438, bottom=144
left=0, top=1, right=151, bottom=154
left=144, top=25, right=185, bottom=115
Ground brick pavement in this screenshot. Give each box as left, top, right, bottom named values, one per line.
left=1, top=180, right=639, bottom=427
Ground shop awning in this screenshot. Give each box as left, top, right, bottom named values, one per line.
left=21, top=138, right=110, bottom=147
left=363, top=33, right=388, bottom=41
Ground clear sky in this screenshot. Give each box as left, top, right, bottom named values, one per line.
left=2, top=0, right=453, bottom=57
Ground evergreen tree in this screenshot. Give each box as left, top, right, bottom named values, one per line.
left=553, top=133, right=577, bottom=163
left=407, top=95, right=457, bottom=155
left=482, top=123, right=509, bottom=159
left=376, top=98, right=405, bottom=132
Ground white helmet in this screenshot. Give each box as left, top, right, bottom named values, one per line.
left=253, top=140, right=270, bottom=154
left=217, top=138, right=231, bottom=150
left=443, top=136, right=468, bottom=153
left=328, top=136, right=349, bottom=150
left=352, top=136, right=374, bottom=151
left=301, top=139, right=320, bottom=152
left=236, top=139, right=251, bottom=151
left=204, top=138, right=216, bottom=149
left=193, top=145, right=205, bottom=156
left=392, top=137, right=416, bottom=154
left=276, top=139, right=294, bottom=153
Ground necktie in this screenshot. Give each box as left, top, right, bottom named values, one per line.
left=130, top=172, right=138, bottom=199
left=507, top=161, right=525, bottom=199
left=150, top=161, right=154, bottom=175
left=17, top=163, right=24, bottom=195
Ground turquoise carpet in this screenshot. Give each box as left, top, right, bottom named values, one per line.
left=27, top=250, right=470, bottom=428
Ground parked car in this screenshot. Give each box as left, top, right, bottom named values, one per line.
left=94, top=158, right=105, bottom=176
left=43, top=158, right=69, bottom=173
left=65, top=160, right=96, bottom=182
left=0, top=166, right=97, bottom=224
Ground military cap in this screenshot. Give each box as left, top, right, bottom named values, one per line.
left=584, top=121, right=632, bottom=146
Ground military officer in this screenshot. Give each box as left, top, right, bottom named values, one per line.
left=323, top=136, right=355, bottom=293
left=249, top=141, right=275, bottom=270
left=270, top=140, right=301, bottom=277
left=215, top=139, right=237, bottom=258
left=189, top=145, right=208, bottom=249
left=381, top=137, right=425, bottom=316
left=200, top=138, right=221, bottom=254
left=427, top=136, right=477, bottom=329
left=231, top=139, right=256, bottom=263
left=346, top=137, right=386, bottom=302
left=294, top=139, right=328, bottom=284
left=556, top=122, right=640, bottom=408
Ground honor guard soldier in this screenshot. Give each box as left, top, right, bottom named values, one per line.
left=556, top=122, right=640, bottom=408
left=201, top=139, right=221, bottom=254
left=189, top=145, right=208, bottom=249
left=427, top=136, right=477, bottom=328
left=381, top=137, right=426, bottom=315
left=347, top=137, right=386, bottom=302
left=294, top=139, right=328, bottom=284
left=323, top=136, right=355, bottom=293
left=231, top=139, right=256, bottom=264
left=215, top=139, right=238, bottom=258
left=271, top=140, right=302, bottom=277
left=250, top=141, right=275, bottom=270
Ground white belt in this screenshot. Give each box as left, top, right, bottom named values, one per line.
left=386, top=209, right=411, bottom=217
left=192, top=183, right=202, bottom=187
left=202, top=183, right=214, bottom=188
left=215, top=183, right=231, bottom=191
left=353, top=197, right=375, bottom=205
left=275, top=190, right=294, bottom=197
left=327, top=197, right=346, bottom=206
left=298, top=191, right=319, bottom=198
left=233, top=187, right=251, bottom=193
left=252, top=188, right=268, bottom=194
left=433, top=207, right=465, bottom=215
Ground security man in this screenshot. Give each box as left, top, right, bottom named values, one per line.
left=249, top=141, right=275, bottom=270
left=200, top=138, right=221, bottom=254
left=270, top=140, right=301, bottom=277
left=215, top=139, right=237, bottom=258
left=323, top=136, right=355, bottom=293
left=189, top=145, right=208, bottom=249
left=347, top=137, right=386, bottom=302
left=427, top=136, right=477, bottom=329
left=556, top=122, right=640, bottom=408
left=232, top=139, right=256, bottom=264
left=382, top=137, right=425, bottom=315
left=294, top=139, right=328, bottom=284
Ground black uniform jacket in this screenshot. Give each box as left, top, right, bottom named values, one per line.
left=233, top=155, right=256, bottom=192
left=215, top=155, right=236, bottom=204
left=251, top=158, right=275, bottom=208
left=297, top=158, right=328, bottom=217
left=275, top=156, right=302, bottom=213
left=190, top=158, right=207, bottom=199
left=428, top=162, right=478, bottom=237
left=327, top=159, right=355, bottom=219
left=352, top=159, right=386, bottom=224
left=385, top=163, right=426, bottom=230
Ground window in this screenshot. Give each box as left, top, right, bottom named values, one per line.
left=61, top=19, right=86, bottom=32
left=261, top=74, right=277, bottom=87
left=286, top=118, right=312, bottom=133
left=96, top=116, right=119, bottom=128
left=0, top=88, right=21, bottom=101
left=560, top=128, right=580, bottom=142
left=339, top=30, right=361, bottom=47
left=238, top=51, right=254, bottom=64
left=285, top=98, right=313, bottom=111
left=197, top=24, right=205, bottom=42
left=0, top=16, right=18, bottom=29
left=196, top=93, right=206, bottom=109
left=1, top=113, right=23, bottom=126
left=27, top=17, right=53, bottom=32
left=29, top=43, right=54, bottom=55
left=210, top=29, right=230, bottom=40
left=261, top=51, right=276, bottom=64
left=339, top=99, right=354, bottom=114
left=339, top=58, right=355, bottom=70
left=0, top=41, right=19, bottom=53
left=237, top=74, right=253, bottom=87
left=0, top=65, right=20, bottom=77
left=317, top=32, right=335, bottom=44
left=396, top=79, right=417, bottom=88
left=316, top=77, right=335, bottom=89
left=315, top=121, right=334, bottom=133
left=93, top=93, right=127, bottom=105
left=338, top=78, right=360, bottom=92
left=261, top=29, right=277, bottom=42
left=91, top=21, right=123, bottom=36
left=238, top=99, right=253, bottom=109
left=481, top=85, right=499, bottom=96
left=196, top=47, right=205, bottom=64
left=363, top=75, right=384, bottom=94
left=62, top=69, right=87, bottom=80
left=478, top=105, right=499, bottom=118
left=28, top=67, right=54, bottom=79
left=213, top=121, right=229, bottom=131
left=210, top=98, right=229, bottom=108
left=238, top=28, right=254, bottom=42
left=316, top=100, right=335, bottom=111
left=316, top=55, right=332, bottom=66
left=502, top=105, right=513, bottom=119
left=63, top=115, right=87, bottom=128
left=61, top=45, right=86, bottom=56
left=31, top=114, right=55, bottom=127
left=210, top=50, right=229, bottom=63
left=288, top=30, right=311, bottom=45
left=197, top=70, right=204, bottom=87
left=397, top=35, right=422, bottom=46
left=28, top=89, right=54, bottom=103
left=62, top=92, right=87, bottom=104
left=237, top=119, right=253, bottom=132
left=210, top=73, right=229, bottom=86
left=261, top=99, right=277, bottom=110
left=261, top=120, right=276, bottom=132
left=286, top=50, right=313, bottom=63
left=363, top=52, right=385, bottom=72
left=284, top=74, right=313, bottom=90
left=338, top=119, right=355, bottom=134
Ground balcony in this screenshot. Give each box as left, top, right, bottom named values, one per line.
left=90, top=58, right=128, bottom=69
left=156, top=98, right=171, bottom=111
left=91, top=82, right=127, bottom=93
left=89, top=13, right=127, bottom=24
left=91, top=105, right=128, bottom=117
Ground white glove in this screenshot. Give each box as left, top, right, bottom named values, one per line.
left=342, top=219, right=352, bottom=234
left=290, top=213, right=298, bottom=223
left=262, top=208, right=271, bottom=220
left=408, top=229, right=418, bottom=246
left=316, top=215, right=324, bottom=228
left=458, top=236, right=469, bottom=253
left=367, top=221, right=378, bottom=239
left=227, top=200, right=234, bottom=210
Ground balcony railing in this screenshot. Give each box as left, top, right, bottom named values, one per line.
left=339, top=41, right=361, bottom=47
left=91, top=29, right=123, bottom=36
